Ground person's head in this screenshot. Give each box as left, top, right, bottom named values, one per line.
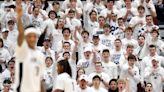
left=76, top=68, right=85, bottom=80
left=126, top=44, right=134, bottom=54
left=81, top=30, right=89, bottom=41
left=45, top=57, right=53, bottom=67
left=57, top=59, right=72, bottom=77
left=43, top=38, right=51, bottom=49
left=107, top=0, right=115, bottom=9
left=62, top=28, right=71, bottom=39
left=117, top=17, right=124, bottom=26
left=127, top=54, right=137, bottom=66
left=150, top=29, right=159, bottom=38
left=137, top=5, right=145, bottom=16
left=151, top=58, right=159, bottom=68
left=124, top=0, right=132, bottom=7
left=103, top=24, right=111, bottom=35
left=63, top=42, right=71, bottom=51
left=3, top=79, right=12, bottom=91
left=68, top=9, right=76, bottom=18
left=92, top=34, right=100, bottom=45
left=56, top=18, right=65, bottom=29
left=89, top=10, right=97, bottom=21
left=92, top=75, right=101, bottom=88
left=33, top=7, right=40, bottom=17
left=48, top=10, right=57, bottom=20
left=83, top=47, right=92, bottom=59
left=7, top=57, right=15, bottom=70
left=149, top=45, right=156, bottom=56
left=102, top=49, right=110, bottom=62
left=24, top=25, right=41, bottom=49
left=111, top=13, right=117, bottom=21
left=146, top=15, right=153, bottom=25
left=0, top=38, right=4, bottom=48
left=34, top=0, right=42, bottom=8
left=2, top=28, right=9, bottom=39
left=98, top=16, right=106, bottom=27
left=137, top=35, right=145, bottom=46
left=109, top=79, right=118, bottom=91
left=79, top=74, right=88, bottom=89
left=145, top=83, right=153, bottom=92
left=117, top=79, right=126, bottom=90
left=95, top=62, right=103, bottom=73
left=63, top=52, right=71, bottom=60
left=114, top=39, right=122, bottom=49
left=52, top=1, right=60, bottom=11
left=7, top=20, right=15, bottom=30
left=125, top=27, right=133, bottom=38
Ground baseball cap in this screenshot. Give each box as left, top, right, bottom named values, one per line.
left=1, top=28, right=9, bottom=33
left=92, top=34, right=99, bottom=38
left=84, top=46, right=92, bottom=52
left=24, top=27, right=41, bottom=36
left=79, top=74, right=88, bottom=81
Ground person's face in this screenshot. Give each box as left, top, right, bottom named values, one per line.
left=126, top=47, right=134, bottom=54
left=102, top=52, right=109, bottom=61
left=125, top=0, right=132, bottom=6
left=152, top=60, right=159, bottom=68
left=57, top=63, right=63, bottom=74
left=33, top=8, right=40, bottom=16
left=98, top=17, right=105, bottom=26
left=93, top=78, right=101, bottom=87
left=146, top=16, right=153, bottom=25
left=63, top=43, right=71, bottom=51
left=138, top=37, right=145, bottom=46
left=151, top=31, right=158, bottom=38
left=82, top=33, right=89, bottom=40
left=114, top=40, right=122, bottom=48
left=149, top=47, right=156, bottom=55
left=63, top=53, right=70, bottom=60
left=79, top=80, right=87, bottom=89
left=111, top=14, right=117, bottom=21
left=63, top=30, right=70, bottom=38
left=45, top=58, right=53, bottom=67
left=53, top=4, right=60, bottom=10
left=118, top=82, right=125, bottom=90
left=0, top=41, right=3, bottom=48
left=103, top=27, right=110, bottom=34
left=145, top=84, right=153, bottom=92
left=110, top=81, right=117, bottom=90
left=92, top=38, right=100, bottom=45
left=84, top=51, right=91, bottom=59
left=8, top=22, right=15, bottom=30
left=107, top=1, right=114, bottom=8
left=8, top=62, right=15, bottom=70
left=58, top=20, right=64, bottom=28
left=78, top=69, right=85, bottom=77
left=2, top=32, right=9, bottom=38
left=90, top=12, right=97, bottom=21
left=128, top=59, right=136, bottom=66
left=69, top=12, right=75, bottom=18
left=125, top=30, right=133, bottom=37
left=43, top=41, right=50, bottom=49
left=95, top=64, right=102, bottom=73
left=138, top=8, right=145, bottom=15
left=25, top=33, right=38, bottom=49
left=118, top=19, right=124, bottom=26
left=49, top=12, right=56, bottom=20
left=3, top=84, right=11, bottom=91
left=34, top=1, right=42, bottom=8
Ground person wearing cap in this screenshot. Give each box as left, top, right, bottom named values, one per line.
left=144, top=58, right=164, bottom=92
left=121, top=27, right=139, bottom=50
left=99, top=24, right=116, bottom=50
left=120, top=54, right=140, bottom=92
left=88, top=62, right=110, bottom=90
left=15, top=1, right=46, bottom=92
left=77, top=46, right=96, bottom=75
left=76, top=74, right=92, bottom=92
left=37, top=38, right=55, bottom=61
left=90, top=75, right=108, bottom=92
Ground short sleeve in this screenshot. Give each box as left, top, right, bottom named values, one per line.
left=54, top=76, right=64, bottom=90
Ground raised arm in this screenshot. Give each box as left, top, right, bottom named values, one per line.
left=16, top=0, right=24, bottom=46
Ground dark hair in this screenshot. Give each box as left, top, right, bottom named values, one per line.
left=76, top=68, right=85, bottom=80
left=58, top=59, right=72, bottom=77
left=146, top=82, right=152, bottom=87
left=137, top=35, right=145, bottom=40
left=107, top=0, right=115, bottom=3
left=115, top=38, right=122, bottom=43
left=151, top=29, right=159, bottom=36
left=125, top=27, right=133, bottom=32
left=62, top=52, right=70, bottom=57
left=48, top=10, right=57, bottom=18
left=149, top=44, right=156, bottom=48
left=0, top=64, right=2, bottom=73
left=62, top=28, right=71, bottom=34
left=102, top=49, right=110, bottom=53
left=109, top=79, right=117, bottom=85
left=0, top=38, right=4, bottom=47
left=25, top=24, right=36, bottom=30
left=81, top=30, right=89, bottom=36
left=103, top=23, right=111, bottom=28
left=63, top=41, right=71, bottom=46
left=127, top=54, right=137, bottom=61
left=3, top=79, right=12, bottom=84
left=52, top=1, right=60, bottom=6
left=98, top=16, right=105, bottom=20
left=137, top=5, right=145, bottom=10
left=45, top=57, right=53, bottom=62
left=118, top=17, right=124, bottom=21
left=8, top=57, right=15, bottom=65
left=95, top=62, right=102, bottom=66
left=92, top=75, right=101, bottom=80
left=32, top=6, right=39, bottom=11
left=89, top=10, right=97, bottom=16
left=42, top=0, right=49, bottom=10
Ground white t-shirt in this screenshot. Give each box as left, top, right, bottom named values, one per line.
left=100, top=7, right=119, bottom=18
left=54, top=73, right=77, bottom=92
left=121, top=38, right=139, bottom=49
left=0, top=48, right=11, bottom=69
left=90, top=86, right=108, bottom=92
left=7, top=29, right=18, bottom=45
left=15, top=41, right=45, bottom=92
left=76, top=85, right=92, bottom=92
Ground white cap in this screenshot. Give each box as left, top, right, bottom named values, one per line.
left=84, top=47, right=92, bottom=52
left=79, top=74, right=88, bottom=81
left=1, top=28, right=9, bottom=32
left=24, top=27, right=41, bottom=36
